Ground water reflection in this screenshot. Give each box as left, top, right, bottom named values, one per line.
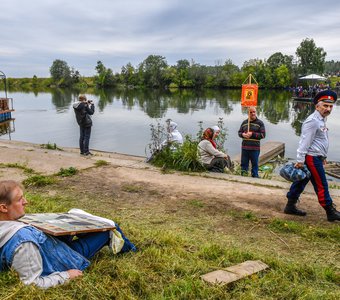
left=51, top=89, right=77, bottom=112
left=291, top=102, right=315, bottom=135
left=1, top=88, right=339, bottom=160
left=0, top=120, right=15, bottom=137
left=259, top=90, right=291, bottom=124
left=47, top=88, right=297, bottom=126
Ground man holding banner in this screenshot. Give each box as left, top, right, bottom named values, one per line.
left=239, top=75, right=265, bottom=178
left=238, top=107, right=266, bottom=177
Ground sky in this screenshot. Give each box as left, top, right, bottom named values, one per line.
left=1, top=0, right=340, bottom=78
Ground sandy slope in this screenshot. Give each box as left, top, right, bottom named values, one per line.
left=1, top=139, right=339, bottom=223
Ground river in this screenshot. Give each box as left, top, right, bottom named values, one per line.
left=1, top=88, right=339, bottom=161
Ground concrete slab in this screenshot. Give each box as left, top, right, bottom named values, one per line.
left=201, top=260, right=269, bottom=285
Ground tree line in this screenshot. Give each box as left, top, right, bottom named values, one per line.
left=3, top=38, right=340, bottom=90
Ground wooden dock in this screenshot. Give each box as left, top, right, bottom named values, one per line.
left=325, top=162, right=340, bottom=179
left=232, top=141, right=285, bottom=165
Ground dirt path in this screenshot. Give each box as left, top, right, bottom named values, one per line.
left=1, top=139, right=339, bottom=223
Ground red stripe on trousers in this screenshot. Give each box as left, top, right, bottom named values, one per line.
left=305, top=155, right=326, bottom=207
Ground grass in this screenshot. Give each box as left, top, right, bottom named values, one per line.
left=0, top=175, right=339, bottom=299
left=22, top=175, right=57, bottom=187
left=40, top=142, right=63, bottom=151
left=0, top=162, right=35, bottom=174
left=121, top=184, right=143, bottom=193
left=56, top=167, right=78, bottom=177
left=94, top=160, right=110, bottom=167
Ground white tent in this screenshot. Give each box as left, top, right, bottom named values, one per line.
left=299, top=74, right=326, bottom=80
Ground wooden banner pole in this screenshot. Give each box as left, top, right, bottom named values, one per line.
left=247, top=107, right=250, bottom=132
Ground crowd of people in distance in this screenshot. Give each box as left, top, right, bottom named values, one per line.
left=293, top=84, right=330, bottom=98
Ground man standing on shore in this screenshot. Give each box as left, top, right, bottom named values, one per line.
left=284, top=90, right=340, bottom=222
left=238, top=107, right=266, bottom=178
left=73, top=95, right=95, bottom=156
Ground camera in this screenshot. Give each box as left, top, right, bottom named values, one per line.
left=87, top=100, right=93, bottom=104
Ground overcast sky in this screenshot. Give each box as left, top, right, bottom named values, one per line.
left=1, top=0, right=339, bottom=78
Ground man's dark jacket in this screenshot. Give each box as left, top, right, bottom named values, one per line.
left=73, top=102, right=95, bottom=127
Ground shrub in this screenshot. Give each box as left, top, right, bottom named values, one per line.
left=23, top=175, right=56, bottom=187
left=147, top=118, right=228, bottom=172
left=56, top=167, right=78, bottom=177
left=94, top=160, right=110, bottom=167
left=40, top=142, right=62, bottom=151
left=151, top=136, right=205, bottom=172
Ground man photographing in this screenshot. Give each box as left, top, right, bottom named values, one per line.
left=284, top=90, right=340, bottom=222
left=73, top=95, right=95, bottom=156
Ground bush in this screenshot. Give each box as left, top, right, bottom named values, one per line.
left=147, top=118, right=228, bottom=172
left=56, top=167, right=78, bottom=177
left=23, top=175, right=56, bottom=187
left=151, top=136, right=205, bottom=172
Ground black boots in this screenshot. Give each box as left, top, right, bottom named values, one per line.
left=324, top=204, right=340, bottom=222
left=284, top=198, right=307, bottom=216
left=284, top=199, right=340, bottom=221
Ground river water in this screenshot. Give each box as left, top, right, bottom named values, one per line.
left=1, top=88, right=339, bottom=161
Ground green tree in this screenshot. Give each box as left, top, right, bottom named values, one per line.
left=274, top=65, right=291, bottom=88
left=214, top=59, right=239, bottom=88
left=188, top=61, right=207, bottom=88
left=70, top=67, right=80, bottom=84
left=138, top=55, right=168, bottom=88
left=95, top=61, right=116, bottom=87
left=32, top=75, right=38, bottom=87
left=267, top=53, right=293, bottom=70
left=296, top=38, right=326, bottom=75
left=121, top=62, right=136, bottom=86
left=324, top=60, right=340, bottom=75
left=174, top=59, right=192, bottom=87
left=49, top=59, right=71, bottom=86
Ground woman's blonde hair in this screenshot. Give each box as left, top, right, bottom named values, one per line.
left=0, top=180, right=23, bottom=205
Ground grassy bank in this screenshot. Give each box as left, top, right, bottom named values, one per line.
left=0, top=166, right=339, bottom=300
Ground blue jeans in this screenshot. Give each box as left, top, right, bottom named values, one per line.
left=241, top=149, right=260, bottom=177
left=57, top=224, right=136, bottom=259
left=79, top=126, right=92, bottom=154
left=58, top=231, right=110, bottom=259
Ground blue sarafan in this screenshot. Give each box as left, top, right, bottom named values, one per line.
left=279, top=163, right=311, bottom=182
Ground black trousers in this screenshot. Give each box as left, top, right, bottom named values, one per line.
left=205, top=157, right=228, bottom=173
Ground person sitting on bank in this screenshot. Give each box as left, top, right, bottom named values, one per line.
left=211, top=125, right=223, bottom=150
left=160, top=121, right=184, bottom=150
left=0, top=180, right=136, bottom=289
left=198, top=128, right=230, bottom=173
left=147, top=121, right=183, bottom=163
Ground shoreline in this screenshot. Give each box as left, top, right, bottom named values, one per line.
left=1, top=139, right=340, bottom=195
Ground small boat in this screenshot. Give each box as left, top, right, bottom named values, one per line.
left=292, top=96, right=313, bottom=102
left=0, top=71, right=15, bottom=138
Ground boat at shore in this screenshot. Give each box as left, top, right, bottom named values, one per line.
left=292, top=96, right=313, bottom=102
left=0, top=71, right=15, bottom=138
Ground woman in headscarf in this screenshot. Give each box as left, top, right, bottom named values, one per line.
left=160, top=121, right=183, bottom=150
left=212, top=125, right=223, bottom=150
left=197, top=128, right=230, bottom=173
